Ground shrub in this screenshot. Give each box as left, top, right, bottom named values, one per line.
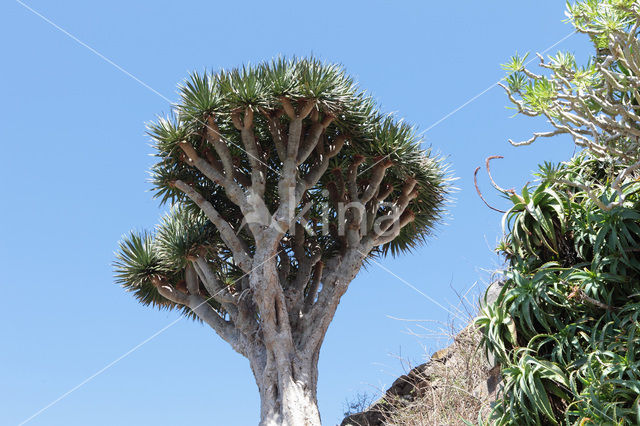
left=477, top=155, right=640, bottom=425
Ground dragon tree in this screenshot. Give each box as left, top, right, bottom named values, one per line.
left=114, top=58, right=450, bottom=425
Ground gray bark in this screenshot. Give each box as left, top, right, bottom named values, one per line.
left=252, top=345, right=321, bottom=426
left=163, top=102, right=420, bottom=424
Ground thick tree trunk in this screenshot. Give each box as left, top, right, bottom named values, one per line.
left=251, top=347, right=321, bottom=426
left=159, top=99, right=423, bottom=425
left=243, top=250, right=322, bottom=426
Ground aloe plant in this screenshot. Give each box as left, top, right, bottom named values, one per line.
left=477, top=2, right=640, bottom=423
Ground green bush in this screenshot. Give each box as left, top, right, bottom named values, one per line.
left=477, top=1, right=640, bottom=423
left=477, top=155, right=640, bottom=425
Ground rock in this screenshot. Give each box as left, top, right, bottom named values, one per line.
left=340, top=410, right=385, bottom=426
left=482, top=280, right=505, bottom=308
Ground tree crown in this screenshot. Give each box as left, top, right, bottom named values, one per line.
left=115, top=57, right=451, bottom=316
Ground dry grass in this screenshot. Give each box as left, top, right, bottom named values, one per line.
left=381, top=324, right=494, bottom=425
left=341, top=282, right=501, bottom=426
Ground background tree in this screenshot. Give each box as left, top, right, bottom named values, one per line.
left=501, top=0, right=640, bottom=197
left=114, top=58, right=450, bottom=425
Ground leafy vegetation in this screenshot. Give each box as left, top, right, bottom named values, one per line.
left=501, top=0, right=640, bottom=166
left=478, top=156, right=640, bottom=425
left=115, top=57, right=450, bottom=318
left=477, top=1, right=640, bottom=424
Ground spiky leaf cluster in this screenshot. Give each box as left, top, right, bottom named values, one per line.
left=115, top=57, right=451, bottom=319
left=478, top=154, right=640, bottom=425
left=114, top=208, right=232, bottom=319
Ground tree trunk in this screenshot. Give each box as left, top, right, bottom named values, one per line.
left=160, top=95, right=424, bottom=425
left=252, top=347, right=321, bottom=426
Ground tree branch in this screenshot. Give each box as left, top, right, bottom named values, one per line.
left=297, top=114, right=334, bottom=165
left=172, top=180, right=252, bottom=272
left=152, top=276, right=245, bottom=355
left=474, top=166, right=507, bottom=213
left=233, top=108, right=266, bottom=197
left=178, top=140, right=246, bottom=207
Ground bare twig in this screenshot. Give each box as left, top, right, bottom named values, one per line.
left=474, top=166, right=507, bottom=213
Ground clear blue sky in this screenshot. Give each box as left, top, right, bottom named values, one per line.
left=1, top=1, right=590, bottom=425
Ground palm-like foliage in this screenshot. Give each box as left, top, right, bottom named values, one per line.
left=114, top=208, right=229, bottom=320
left=115, top=56, right=450, bottom=321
